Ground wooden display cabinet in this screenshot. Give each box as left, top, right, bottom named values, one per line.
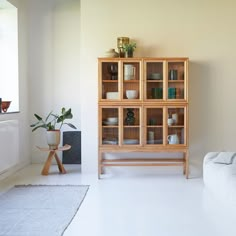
left=98, top=57, right=189, bottom=178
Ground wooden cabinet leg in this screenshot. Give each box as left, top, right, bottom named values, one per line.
left=98, top=151, right=102, bottom=179
left=185, top=151, right=189, bottom=179
left=41, top=151, right=54, bottom=175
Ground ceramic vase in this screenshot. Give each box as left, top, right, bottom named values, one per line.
left=46, top=130, right=60, bottom=150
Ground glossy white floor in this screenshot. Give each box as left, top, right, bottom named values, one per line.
left=0, top=164, right=236, bottom=236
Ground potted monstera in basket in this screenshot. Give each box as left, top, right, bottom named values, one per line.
left=30, top=107, right=77, bottom=150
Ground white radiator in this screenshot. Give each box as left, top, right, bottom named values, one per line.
left=0, top=120, right=19, bottom=174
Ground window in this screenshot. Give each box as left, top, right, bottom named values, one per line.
left=0, top=0, right=19, bottom=113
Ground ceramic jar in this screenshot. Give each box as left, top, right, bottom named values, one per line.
left=105, top=49, right=119, bottom=58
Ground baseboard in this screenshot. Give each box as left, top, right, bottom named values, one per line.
left=0, top=161, right=30, bottom=181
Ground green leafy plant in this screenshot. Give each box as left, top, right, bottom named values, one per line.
left=122, top=42, right=137, bottom=52
left=30, top=107, right=77, bottom=132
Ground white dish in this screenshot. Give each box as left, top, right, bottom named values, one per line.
left=126, top=90, right=138, bottom=99
left=149, top=73, right=162, bottom=80
left=103, top=121, right=118, bottom=126
left=123, top=139, right=139, bottom=144
left=107, top=117, right=118, bottom=123
left=103, top=139, right=118, bottom=145
left=106, top=92, right=119, bottom=99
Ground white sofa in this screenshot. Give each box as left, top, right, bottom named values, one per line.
left=203, top=152, right=236, bottom=206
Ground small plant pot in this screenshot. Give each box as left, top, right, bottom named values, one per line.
left=46, top=130, right=61, bottom=150
left=125, top=50, right=133, bottom=58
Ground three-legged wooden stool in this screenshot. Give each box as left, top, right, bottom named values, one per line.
left=37, top=144, right=71, bottom=175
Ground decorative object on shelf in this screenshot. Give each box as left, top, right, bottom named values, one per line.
left=103, top=117, right=118, bottom=126
left=148, top=131, right=155, bottom=144
left=107, top=63, right=118, bottom=80
left=106, top=91, right=119, bottom=99
left=169, top=69, right=178, bottom=80
left=151, top=87, right=162, bottom=99
left=125, top=108, right=135, bottom=125
left=1, top=100, right=11, bottom=113
left=167, top=118, right=174, bottom=126
left=167, top=134, right=179, bottom=144
left=172, top=113, right=178, bottom=125
left=149, top=118, right=157, bottom=125
left=117, top=37, right=130, bottom=57
left=30, top=107, right=77, bottom=150
left=126, top=90, right=138, bottom=99
left=124, top=64, right=136, bottom=80
left=123, top=42, right=136, bottom=58
left=168, top=87, right=176, bottom=99
left=104, top=48, right=119, bottom=58
left=149, top=73, right=162, bottom=80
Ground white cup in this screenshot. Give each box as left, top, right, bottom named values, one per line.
left=124, top=64, right=136, bottom=80
left=167, top=118, right=174, bottom=126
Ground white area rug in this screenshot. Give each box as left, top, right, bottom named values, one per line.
left=0, top=185, right=89, bottom=236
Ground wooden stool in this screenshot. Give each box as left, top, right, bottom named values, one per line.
left=37, top=144, right=71, bottom=175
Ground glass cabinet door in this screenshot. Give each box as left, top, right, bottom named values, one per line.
left=100, top=61, right=119, bottom=100
left=122, top=61, right=141, bottom=101
left=122, top=107, right=141, bottom=145
left=166, top=107, right=186, bottom=145
left=167, top=61, right=186, bottom=101
left=144, top=107, right=164, bottom=145
left=144, top=61, right=164, bottom=101
left=100, top=107, right=119, bottom=145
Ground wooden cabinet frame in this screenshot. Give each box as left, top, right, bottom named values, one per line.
left=98, top=57, right=189, bottom=178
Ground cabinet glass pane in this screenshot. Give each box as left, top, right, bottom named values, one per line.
left=123, top=62, right=140, bottom=100
left=167, top=62, right=185, bottom=100
left=101, top=62, right=119, bottom=99
left=167, top=107, right=185, bottom=145
left=122, top=107, right=140, bottom=145
left=101, top=108, right=119, bottom=145
left=146, top=62, right=163, bottom=100
left=146, top=108, right=163, bottom=145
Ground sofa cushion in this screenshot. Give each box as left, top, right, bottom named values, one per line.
left=213, top=152, right=236, bottom=164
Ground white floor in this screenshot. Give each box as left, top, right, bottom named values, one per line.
left=0, top=164, right=236, bottom=236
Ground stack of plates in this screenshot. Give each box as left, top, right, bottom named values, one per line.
left=123, top=139, right=139, bottom=144
left=103, top=139, right=118, bottom=145
left=103, top=121, right=118, bottom=126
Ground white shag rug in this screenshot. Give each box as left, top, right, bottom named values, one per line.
left=0, top=185, right=89, bottom=236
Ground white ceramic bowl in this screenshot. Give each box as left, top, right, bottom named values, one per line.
left=107, top=117, right=118, bottom=123
left=106, top=92, right=119, bottom=99
left=126, top=90, right=138, bottom=99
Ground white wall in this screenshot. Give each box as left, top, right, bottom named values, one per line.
left=28, top=0, right=81, bottom=163
left=80, top=0, right=236, bottom=175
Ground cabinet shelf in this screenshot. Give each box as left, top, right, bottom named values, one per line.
left=98, top=57, right=189, bottom=178
left=102, top=80, right=118, bottom=83
left=147, top=80, right=163, bottom=82
left=123, top=80, right=139, bottom=83
left=168, top=80, right=184, bottom=82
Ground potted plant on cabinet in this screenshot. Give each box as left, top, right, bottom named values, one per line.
left=123, top=42, right=136, bottom=58
left=30, top=107, right=77, bottom=150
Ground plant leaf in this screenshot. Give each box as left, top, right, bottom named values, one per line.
left=34, top=114, right=42, bottom=121
left=64, top=123, right=77, bottom=129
